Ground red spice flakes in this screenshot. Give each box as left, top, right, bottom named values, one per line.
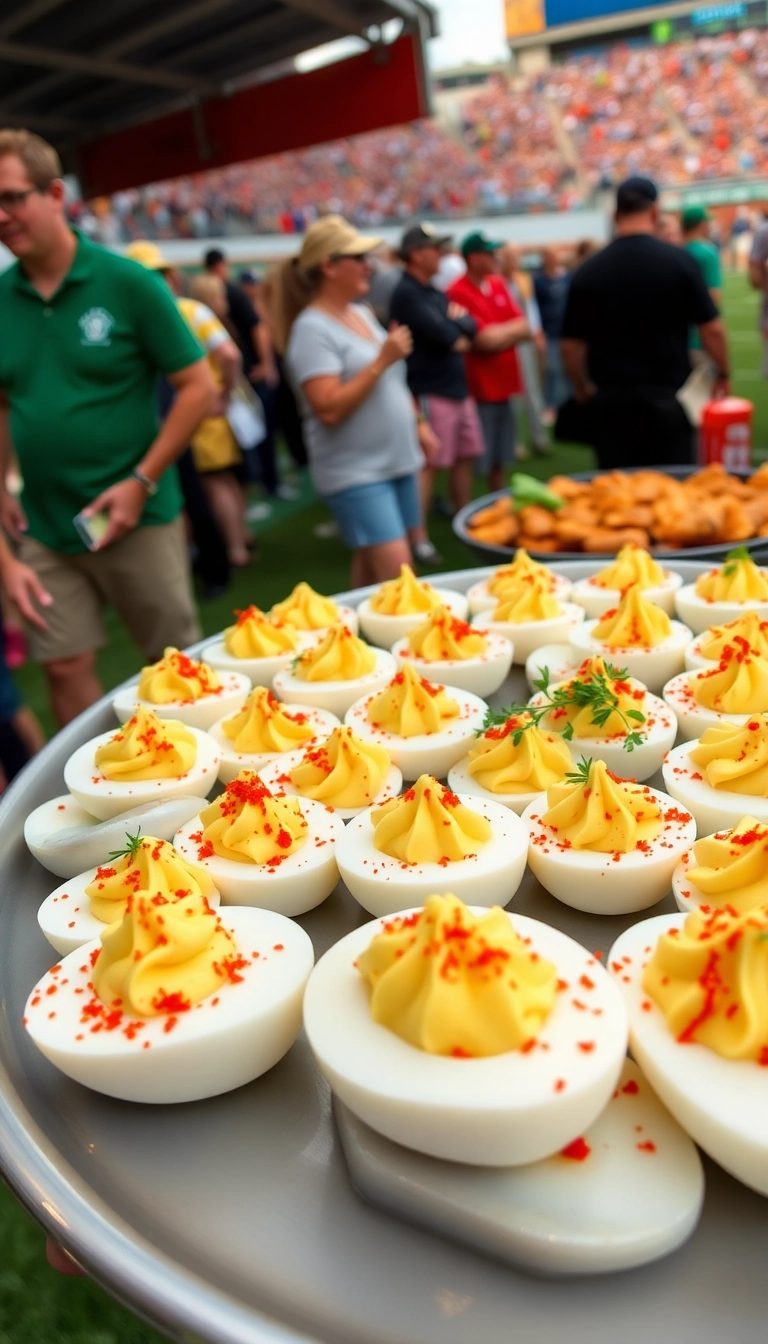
left=89, top=948, right=100, bottom=967
left=273, top=943, right=284, bottom=952
left=163, top=1015, right=179, bottom=1034
left=621, top=1079, right=639, bottom=1095
left=152, top=990, right=191, bottom=1014
left=636, top=1141, right=656, bottom=1153
left=641, top=1000, right=652, bottom=1012
left=520, top=1038, right=536, bottom=1054
left=142, top=1040, right=151, bottom=1050
left=664, top=807, right=691, bottom=824
left=555, top=978, right=569, bottom=992
left=561, top=1137, right=591, bottom=1161
left=450, top=1046, right=473, bottom=1058
left=577, top=1041, right=595, bottom=1053
left=593, top=949, right=603, bottom=960
left=554, top=1078, right=567, bottom=1092
left=220, top=954, right=249, bottom=984
left=758, top=1046, right=768, bottom=1067
left=57, top=804, right=65, bottom=810
left=579, top=974, right=595, bottom=990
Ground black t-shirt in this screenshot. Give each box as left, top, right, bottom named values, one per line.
left=561, top=234, right=719, bottom=393
left=225, top=281, right=259, bottom=371
left=389, top=271, right=477, bottom=401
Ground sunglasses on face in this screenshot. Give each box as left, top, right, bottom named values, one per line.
left=331, top=252, right=370, bottom=263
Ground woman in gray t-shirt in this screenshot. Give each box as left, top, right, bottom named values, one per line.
left=275, top=215, right=432, bottom=587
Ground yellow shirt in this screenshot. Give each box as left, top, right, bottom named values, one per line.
left=176, top=297, right=240, bottom=472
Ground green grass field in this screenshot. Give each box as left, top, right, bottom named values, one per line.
left=0, top=269, right=764, bottom=1344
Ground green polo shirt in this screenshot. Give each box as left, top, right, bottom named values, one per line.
left=0, top=232, right=204, bottom=554
left=685, top=238, right=721, bottom=351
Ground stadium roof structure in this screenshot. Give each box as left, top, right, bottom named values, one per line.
left=0, top=0, right=437, bottom=195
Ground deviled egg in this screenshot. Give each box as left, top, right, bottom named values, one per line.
left=609, top=905, right=768, bottom=1197
left=467, top=549, right=572, bottom=617
left=569, top=584, right=692, bottom=694
left=304, top=894, right=627, bottom=1166
left=37, top=834, right=221, bottom=956
left=571, top=546, right=683, bottom=619
left=522, top=759, right=696, bottom=915
left=675, top=548, right=768, bottom=636
left=64, top=708, right=220, bottom=822
left=272, top=623, right=395, bottom=719
left=527, top=655, right=677, bottom=782
left=686, top=613, right=768, bottom=671
left=269, top=581, right=358, bottom=638
left=663, top=715, right=768, bottom=835
left=201, top=606, right=300, bottom=684
left=472, top=573, right=584, bottom=666
left=113, top=647, right=250, bottom=732
left=208, top=686, right=339, bottom=784
left=357, top=565, right=468, bottom=649
left=174, top=770, right=343, bottom=914
left=258, top=725, right=402, bottom=820
left=663, top=641, right=768, bottom=741
left=24, top=793, right=209, bottom=880
left=345, top=663, right=487, bottom=781
left=672, top=816, right=768, bottom=916
left=391, top=606, right=512, bottom=698
left=447, top=711, right=574, bottom=815
left=25, top=893, right=313, bottom=1104
left=335, top=774, right=528, bottom=917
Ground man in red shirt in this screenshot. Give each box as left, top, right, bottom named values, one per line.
left=448, top=232, right=530, bottom=491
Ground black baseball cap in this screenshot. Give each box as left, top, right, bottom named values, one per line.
left=399, top=222, right=453, bottom=258
left=615, top=176, right=659, bottom=215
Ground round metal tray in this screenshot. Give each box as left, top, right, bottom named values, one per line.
left=453, top=465, right=768, bottom=564
left=0, top=561, right=765, bottom=1344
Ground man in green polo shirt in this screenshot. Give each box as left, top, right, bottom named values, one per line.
left=0, top=128, right=216, bottom=726
left=682, top=205, right=722, bottom=357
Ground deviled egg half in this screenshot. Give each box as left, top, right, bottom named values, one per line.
left=522, top=759, right=696, bottom=916
left=258, top=725, right=402, bottom=820
left=474, top=574, right=584, bottom=666
left=663, top=715, right=768, bottom=835
left=272, top=623, right=395, bottom=719
left=174, top=769, right=343, bottom=914
left=357, top=564, right=468, bottom=649
left=685, top=612, right=768, bottom=672
left=571, top=545, right=683, bottom=619
left=25, top=892, right=313, bottom=1104
left=64, top=708, right=220, bottom=822
left=269, top=581, right=358, bottom=640
left=335, top=774, right=528, bottom=917
left=672, top=816, right=768, bottom=916
left=569, top=584, right=692, bottom=694
left=447, top=710, right=574, bottom=815
left=391, top=605, right=512, bottom=698
left=208, top=686, right=339, bottom=784
left=113, top=647, right=250, bottom=732
left=304, top=894, right=628, bottom=1166
left=663, top=641, right=768, bottom=741
left=37, top=833, right=221, bottom=957
left=527, top=655, right=677, bottom=782
left=609, top=905, right=768, bottom=1197
left=345, top=663, right=487, bottom=781
left=466, top=549, right=572, bottom=617
left=201, top=606, right=301, bottom=684
left=675, top=548, right=768, bottom=636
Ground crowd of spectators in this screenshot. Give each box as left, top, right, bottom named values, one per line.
left=68, top=29, right=768, bottom=243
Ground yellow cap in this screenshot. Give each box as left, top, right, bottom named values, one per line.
left=124, top=240, right=170, bottom=270
left=298, top=215, right=382, bottom=271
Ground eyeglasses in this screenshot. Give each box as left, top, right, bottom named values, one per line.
left=0, top=185, right=49, bottom=215
left=331, top=252, right=370, bottom=263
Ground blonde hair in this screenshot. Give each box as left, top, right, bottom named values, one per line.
left=0, top=128, right=61, bottom=185
left=190, top=273, right=225, bottom=307
left=265, top=258, right=321, bottom=355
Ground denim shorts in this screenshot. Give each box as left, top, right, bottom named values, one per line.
left=323, top=473, right=421, bottom=549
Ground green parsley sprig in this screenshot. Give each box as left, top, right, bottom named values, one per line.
left=723, top=545, right=752, bottom=577
left=564, top=756, right=594, bottom=786
left=108, top=828, right=144, bottom=863
left=481, top=662, right=646, bottom=752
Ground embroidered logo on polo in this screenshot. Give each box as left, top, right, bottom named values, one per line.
left=79, top=307, right=115, bottom=347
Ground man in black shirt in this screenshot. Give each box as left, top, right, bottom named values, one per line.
left=389, top=224, right=484, bottom=526
left=560, top=176, right=730, bottom=469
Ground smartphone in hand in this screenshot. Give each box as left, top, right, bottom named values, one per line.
left=73, top=509, right=110, bottom=551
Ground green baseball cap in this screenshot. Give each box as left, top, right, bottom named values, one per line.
left=681, top=205, right=710, bottom=231
left=461, top=230, right=503, bottom=257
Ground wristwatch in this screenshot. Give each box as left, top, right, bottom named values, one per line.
left=131, top=468, right=159, bottom=496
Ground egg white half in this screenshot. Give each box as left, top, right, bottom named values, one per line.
left=24, top=908, right=313, bottom=1104
left=570, top=573, right=682, bottom=620
left=113, top=671, right=251, bottom=732
left=662, top=669, right=753, bottom=742
left=525, top=643, right=583, bottom=693
left=335, top=793, right=528, bottom=917
left=674, top=584, right=768, bottom=637
left=527, top=687, right=677, bottom=783
left=390, top=631, right=512, bottom=699
left=174, top=796, right=344, bottom=913
left=609, top=913, right=768, bottom=1198
left=344, top=686, right=488, bottom=782
left=258, top=750, right=403, bottom=820
left=37, top=867, right=222, bottom=956
left=357, top=589, right=469, bottom=649
left=473, top=603, right=585, bottom=666
left=198, top=639, right=296, bottom=686
left=568, top=621, right=692, bottom=695
left=272, top=648, right=397, bottom=718
left=662, top=740, right=768, bottom=836
left=466, top=572, right=572, bottom=617
left=207, top=704, right=340, bottom=784
left=304, top=908, right=627, bottom=1166
left=64, top=727, right=221, bottom=822
left=521, top=788, right=696, bottom=915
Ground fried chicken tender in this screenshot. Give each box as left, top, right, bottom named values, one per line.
left=581, top=527, right=650, bottom=552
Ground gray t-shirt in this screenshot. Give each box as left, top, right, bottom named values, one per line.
left=750, top=223, right=768, bottom=332
left=285, top=306, right=423, bottom=497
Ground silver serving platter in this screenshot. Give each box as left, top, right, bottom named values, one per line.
left=0, top=562, right=766, bottom=1344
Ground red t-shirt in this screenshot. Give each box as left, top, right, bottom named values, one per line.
left=447, top=273, right=523, bottom=402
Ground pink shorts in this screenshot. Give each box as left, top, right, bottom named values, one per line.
left=424, top=395, right=484, bottom=469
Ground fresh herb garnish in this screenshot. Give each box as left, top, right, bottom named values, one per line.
left=723, top=545, right=752, bottom=576
left=108, top=827, right=144, bottom=863
left=509, top=472, right=565, bottom=514
left=564, top=756, right=594, bottom=786
left=481, top=661, right=646, bottom=752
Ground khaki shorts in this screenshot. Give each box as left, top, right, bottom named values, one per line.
left=20, top=516, right=201, bottom=665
